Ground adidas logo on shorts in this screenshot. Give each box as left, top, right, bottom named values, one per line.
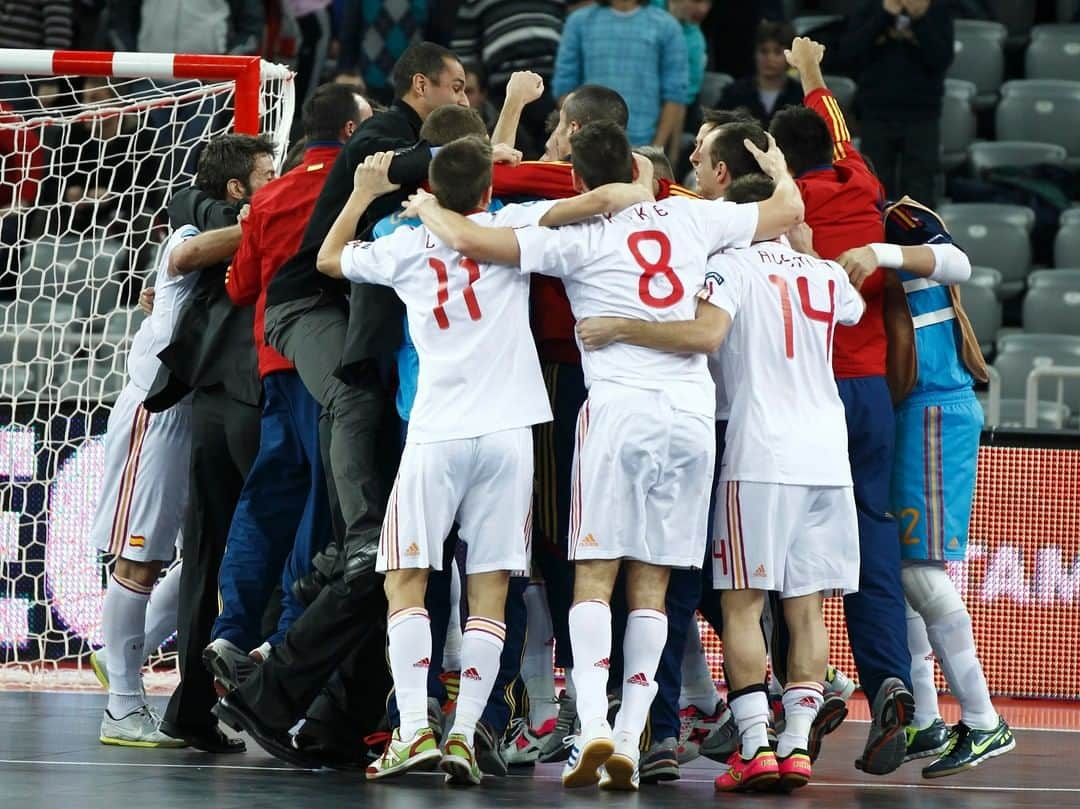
left=798, top=696, right=818, bottom=708
left=594, top=657, right=610, bottom=669
left=626, top=672, right=649, bottom=687
left=463, top=667, right=481, bottom=681
left=581, top=534, right=598, bottom=547
left=754, top=564, right=766, bottom=577
left=404, top=543, right=420, bottom=556
left=413, top=657, right=430, bottom=668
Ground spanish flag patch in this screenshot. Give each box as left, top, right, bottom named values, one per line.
left=128, top=536, right=145, bottom=548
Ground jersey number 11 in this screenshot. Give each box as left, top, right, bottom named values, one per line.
left=429, top=257, right=483, bottom=329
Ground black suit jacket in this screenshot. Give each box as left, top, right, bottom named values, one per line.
left=718, top=76, right=804, bottom=128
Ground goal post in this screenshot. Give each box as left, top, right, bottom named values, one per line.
left=0, top=50, right=294, bottom=687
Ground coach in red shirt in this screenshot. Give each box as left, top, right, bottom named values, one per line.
left=207, top=84, right=363, bottom=666
left=770, top=37, right=913, bottom=777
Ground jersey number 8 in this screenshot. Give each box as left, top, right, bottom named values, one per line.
left=628, top=230, right=684, bottom=308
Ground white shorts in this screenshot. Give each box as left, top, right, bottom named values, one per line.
left=377, top=427, right=533, bottom=575
left=91, top=383, right=191, bottom=563
left=569, top=385, right=713, bottom=568
left=712, top=480, right=860, bottom=598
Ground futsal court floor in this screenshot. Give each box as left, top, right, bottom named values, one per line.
left=0, top=691, right=1076, bottom=809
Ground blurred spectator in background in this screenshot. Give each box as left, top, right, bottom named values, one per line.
left=107, top=0, right=264, bottom=55
left=719, top=20, right=802, bottom=127
left=699, top=0, right=784, bottom=79
left=452, top=0, right=566, bottom=153
left=334, top=0, right=429, bottom=104
left=633, top=144, right=675, bottom=182
left=553, top=0, right=687, bottom=156
left=464, top=65, right=499, bottom=131
left=0, top=102, right=44, bottom=299
left=652, top=0, right=710, bottom=159
left=844, top=0, right=954, bottom=206
left=288, top=0, right=333, bottom=114
left=0, top=0, right=73, bottom=51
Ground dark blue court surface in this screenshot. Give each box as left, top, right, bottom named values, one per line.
left=0, top=692, right=1075, bottom=809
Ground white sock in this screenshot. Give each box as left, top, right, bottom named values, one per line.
left=388, top=607, right=432, bottom=738
left=679, top=616, right=719, bottom=713
left=449, top=616, right=506, bottom=743
left=102, top=574, right=151, bottom=717
left=143, top=561, right=182, bottom=658
left=613, top=608, right=667, bottom=742
left=569, top=599, right=612, bottom=728
left=729, top=685, right=770, bottom=759
left=926, top=609, right=998, bottom=731
left=907, top=604, right=941, bottom=730
left=443, top=564, right=463, bottom=671
left=777, top=681, right=823, bottom=757
left=522, top=582, right=559, bottom=726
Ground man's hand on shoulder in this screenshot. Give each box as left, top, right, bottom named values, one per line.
left=836, top=246, right=879, bottom=290
left=401, top=188, right=439, bottom=220
left=353, top=151, right=401, bottom=199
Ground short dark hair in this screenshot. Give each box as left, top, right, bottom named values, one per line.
left=709, top=121, right=768, bottom=181
left=570, top=121, right=633, bottom=190
left=302, top=82, right=362, bottom=141
left=756, top=19, right=795, bottom=49
left=702, top=107, right=756, bottom=128
left=769, top=105, right=833, bottom=177
left=725, top=173, right=775, bottom=204
left=544, top=108, right=560, bottom=136
left=391, top=41, right=459, bottom=99
left=563, top=84, right=629, bottom=129
left=429, top=135, right=493, bottom=213
left=420, top=105, right=488, bottom=146
left=633, top=145, right=675, bottom=182
left=195, top=133, right=275, bottom=199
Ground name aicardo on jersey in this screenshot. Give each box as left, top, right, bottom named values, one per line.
left=514, top=197, right=759, bottom=418
left=339, top=202, right=554, bottom=444
left=126, top=225, right=201, bottom=394
left=702, top=241, right=865, bottom=486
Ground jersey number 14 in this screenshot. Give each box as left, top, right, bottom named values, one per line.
left=767, top=274, right=836, bottom=358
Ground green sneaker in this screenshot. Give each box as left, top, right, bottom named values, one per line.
left=905, top=718, right=953, bottom=762
left=89, top=650, right=109, bottom=690
left=922, top=718, right=1014, bottom=779
left=441, top=732, right=483, bottom=786
left=365, top=727, right=441, bottom=780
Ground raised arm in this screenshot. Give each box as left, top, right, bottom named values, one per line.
left=317, top=152, right=401, bottom=278
left=403, top=190, right=522, bottom=266
left=491, top=71, right=546, bottom=150
left=576, top=298, right=731, bottom=355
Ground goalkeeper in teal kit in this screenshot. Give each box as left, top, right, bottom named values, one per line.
left=837, top=197, right=1015, bottom=779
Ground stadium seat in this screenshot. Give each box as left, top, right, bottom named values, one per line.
left=1028, top=267, right=1080, bottom=287
left=823, top=74, right=856, bottom=110
left=0, top=365, right=31, bottom=402
left=1053, top=207, right=1080, bottom=266
left=699, top=72, right=733, bottom=109
left=937, top=203, right=1034, bottom=296
left=959, top=267, right=1003, bottom=355
left=996, top=80, right=1080, bottom=164
left=941, top=81, right=977, bottom=170
left=1023, top=285, right=1080, bottom=334
left=987, top=396, right=1072, bottom=429
left=968, top=141, right=1068, bottom=173
left=792, top=15, right=843, bottom=36
left=948, top=21, right=1007, bottom=108
left=1026, top=24, right=1080, bottom=80
left=993, top=333, right=1080, bottom=411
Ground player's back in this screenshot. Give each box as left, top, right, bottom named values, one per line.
left=524, top=197, right=758, bottom=418
left=127, top=224, right=202, bottom=394
left=340, top=204, right=552, bottom=444
left=704, top=240, right=865, bottom=486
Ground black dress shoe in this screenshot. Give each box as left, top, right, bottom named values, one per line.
left=213, top=694, right=320, bottom=769
left=159, top=719, right=246, bottom=754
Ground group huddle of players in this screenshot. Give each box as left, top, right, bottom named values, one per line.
left=87, top=34, right=1014, bottom=795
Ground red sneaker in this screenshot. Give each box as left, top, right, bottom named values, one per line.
left=777, top=749, right=812, bottom=791
left=713, top=747, right=779, bottom=792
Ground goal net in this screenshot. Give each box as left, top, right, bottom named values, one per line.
left=0, top=50, right=293, bottom=688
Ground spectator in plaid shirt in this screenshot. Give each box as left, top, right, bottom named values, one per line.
left=553, top=0, right=688, bottom=151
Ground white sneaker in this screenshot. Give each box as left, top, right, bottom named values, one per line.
left=100, top=706, right=188, bottom=748
left=561, top=718, right=614, bottom=788
left=599, top=732, right=640, bottom=791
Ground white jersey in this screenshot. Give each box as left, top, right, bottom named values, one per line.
left=127, top=225, right=202, bottom=393
left=701, top=240, right=865, bottom=486
left=516, top=197, right=759, bottom=418
left=340, top=202, right=554, bottom=444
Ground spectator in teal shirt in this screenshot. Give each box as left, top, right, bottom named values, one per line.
left=653, top=0, right=710, bottom=105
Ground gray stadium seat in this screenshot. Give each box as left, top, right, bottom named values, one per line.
left=959, top=268, right=1003, bottom=355
left=1023, top=285, right=1080, bottom=334
left=948, top=21, right=1007, bottom=108
left=18, top=236, right=127, bottom=321
left=699, top=72, right=733, bottom=110
left=792, top=15, right=843, bottom=36
left=1053, top=207, right=1080, bottom=266
left=1027, top=25, right=1080, bottom=80
left=1028, top=268, right=1080, bottom=287
left=938, top=204, right=1034, bottom=297
left=0, top=365, right=31, bottom=402
left=969, top=141, right=1068, bottom=173
left=823, top=75, right=856, bottom=111
left=996, top=80, right=1080, bottom=164
left=942, top=80, right=977, bottom=170
left=990, top=397, right=1071, bottom=429
left=993, top=333, right=1080, bottom=411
